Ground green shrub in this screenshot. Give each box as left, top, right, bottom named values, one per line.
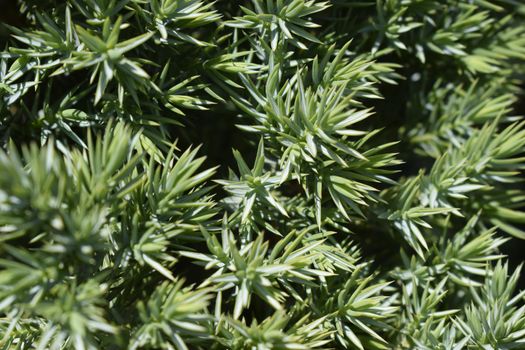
left=1, top=1, right=525, bottom=349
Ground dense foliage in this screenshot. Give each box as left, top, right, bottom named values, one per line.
left=1, top=0, right=525, bottom=349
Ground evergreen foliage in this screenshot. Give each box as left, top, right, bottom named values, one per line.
left=1, top=0, right=525, bottom=349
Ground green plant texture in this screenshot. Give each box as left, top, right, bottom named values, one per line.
left=1, top=0, right=525, bottom=349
